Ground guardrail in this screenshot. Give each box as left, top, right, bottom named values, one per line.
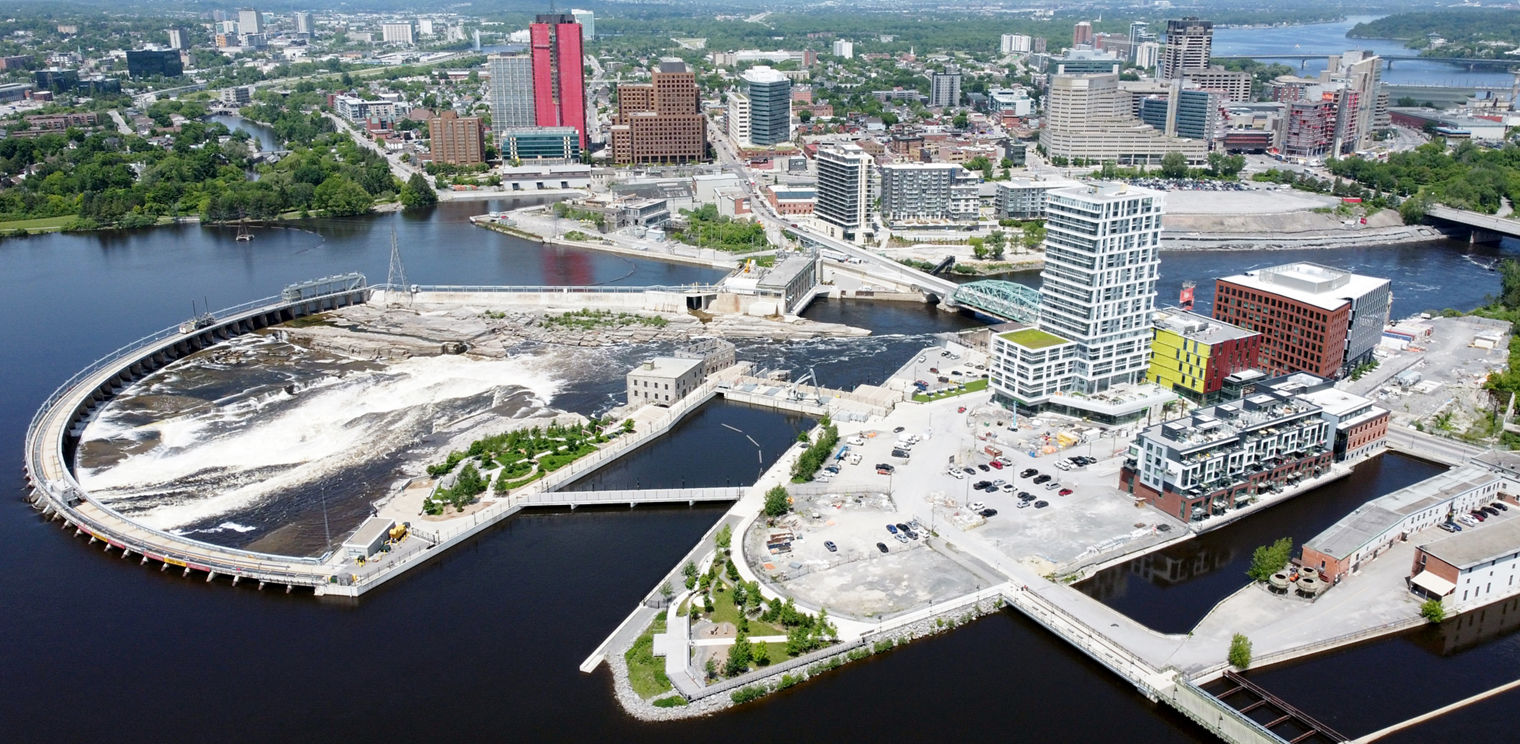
left=24, top=285, right=372, bottom=572
left=395, top=283, right=724, bottom=294
left=516, top=487, right=744, bottom=505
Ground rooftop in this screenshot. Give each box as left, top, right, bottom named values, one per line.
left=1294, top=386, right=1381, bottom=419
left=1420, top=515, right=1520, bottom=570
left=630, top=356, right=704, bottom=379
left=1306, top=464, right=1501, bottom=560
left=1218, top=262, right=1389, bottom=312
left=1000, top=327, right=1070, bottom=349
left=1153, top=307, right=1257, bottom=344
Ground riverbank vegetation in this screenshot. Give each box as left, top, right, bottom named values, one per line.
left=1326, top=142, right=1520, bottom=219
left=625, top=611, right=673, bottom=699
left=542, top=308, right=670, bottom=330
left=1350, top=10, right=1520, bottom=59
left=1247, top=537, right=1294, bottom=582
left=671, top=204, right=769, bottom=254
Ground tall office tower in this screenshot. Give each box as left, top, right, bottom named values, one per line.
left=166, top=28, right=186, bottom=50
left=814, top=142, right=874, bottom=242
left=293, top=12, right=313, bottom=35
left=610, top=60, right=704, bottom=164
left=571, top=9, right=595, bottom=41
left=1128, top=21, right=1152, bottom=47
left=1073, top=21, right=1093, bottom=47
left=530, top=13, right=587, bottom=149
left=929, top=67, right=961, bottom=108
left=1039, top=73, right=1207, bottom=165
left=487, top=54, right=537, bottom=135
left=1160, top=17, right=1213, bottom=79
left=743, top=65, right=791, bottom=146
left=238, top=9, right=263, bottom=36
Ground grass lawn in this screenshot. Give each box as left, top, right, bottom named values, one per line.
left=624, top=611, right=672, bottom=699
left=706, top=582, right=783, bottom=636
left=1000, top=327, right=1068, bottom=349
left=0, top=216, right=74, bottom=233
left=913, top=377, right=989, bottom=403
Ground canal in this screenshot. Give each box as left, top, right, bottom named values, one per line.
left=1077, top=453, right=1446, bottom=633
left=1, top=205, right=1517, bottom=741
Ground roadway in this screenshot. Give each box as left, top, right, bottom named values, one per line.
left=705, top=122, right=959, bottom=298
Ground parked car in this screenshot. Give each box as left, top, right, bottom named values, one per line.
left=973, top=480, right=991, bottom=489
left=1445, top=521, right=1463, bottom=532
left=893, top=426, right=906, bottom=433
left=1001, top=484, right=1016, bottom=492
left=1493, top=502, right=1509, bottom=512
left=989, top=460, right=1004, bottom=470
left=877, top=542, right=889, bottom=553
left=825, top=540, right=838, bottom=552
left=1045, top=482, right=1062, bottom=491
left=1016, top=500, right=1030, bottom=509
left=894, top=532, right=909, bottom=544
left=1438, top=523, right=1458, bottom=533
left=969, top=501, right=985, bottom=511
left=947, top=468, right=966, bottom=480
left=903, top=529, right=918, bottom=540
left=978, top=464, right=990, bottom=472
left=1483, top=506, right=1500, bottom=517
left=876, top=463, right=895, bottom=474
left=963, top=467, right=977, bottom=475
left=1058, top=488, right=1073, bottom=497
left=886, top=524, right=898, bottom=534
left=1055, top=461, right=1072, bottom=471
left=1018, top=492, right=1035, bottom=501
left=1033, top=474, right=1052, bottom=484
left=1034, top=500, right=1050, bottom=509
left=1020, top=469, right=1039, bottom=479
left=979, top=508, right=998, bottom=518
left=997, top=456, right=1013, bottom=466
left=957, top=406, right=967, bottom=413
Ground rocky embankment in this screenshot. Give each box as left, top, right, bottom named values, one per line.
left=1161, top=207, right=1445, bottom=250
left=279, top=302, right=869, bottom=360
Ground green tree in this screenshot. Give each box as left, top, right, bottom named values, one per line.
left=798, top=110, right=813, bottom=123
left=725, top=631, right=753, bottom=677
left=1228, top=633, right=1253, bottom=669
left=715, top=524, right=733, bottom=549
left=1501, top=259, right=1520, bottom=309
left=1420, top=598, right=1446, bottom=624
left=399, top=172, right=437, bottom=210
left=1159, top=151, right=1188, bottom=179
left=313, top=174, right=373, bottom=216
left=1247, top=537, right=1294, bottom=582
left=764, top=485, right=791, bottom=518
left=952, top=111, right=969, bottom=129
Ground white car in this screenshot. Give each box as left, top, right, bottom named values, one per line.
left=969, top=501, right=985, bottom=511
left=947, top=469, right=965, bottom=480
left=1055, top=461, right=1072, bottom=471
left=847, top=436, right=866, bottom=446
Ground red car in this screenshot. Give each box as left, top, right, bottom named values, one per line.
left=957, top=406, right=967, bottom=413
left=989, top=460, right=1003, bottom=470
left=1058, top=488, right=1073, bottom=497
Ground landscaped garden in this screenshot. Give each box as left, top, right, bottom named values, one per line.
left=422, top=419, right=628, bottom=514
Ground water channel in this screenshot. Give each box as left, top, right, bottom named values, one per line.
left=3, top=206, right=1519, bottom=741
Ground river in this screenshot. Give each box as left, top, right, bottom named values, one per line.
left=1212, top=15, right=1516, bottom=88
left=209, top=114, right=282, bottom=152
left=2, top=208, right=1518, bottom=741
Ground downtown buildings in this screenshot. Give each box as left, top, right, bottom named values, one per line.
left=878, top=163, right=980, bottom=226
left=1040, top=73, right=1207, bottom=166
left=610, top=59, right=705, bottom=165
left=814, top=142, right=874, bottom=243
left=429, top=111, right=486, bottom=165
left=531, top=13, right=588, bottom=150
left=727, top=66, right=792, bottom=149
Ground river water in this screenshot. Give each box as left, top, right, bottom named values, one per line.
left=3, top=208, right=1518, bottom=741
left=1212, top=15, right=1516, bottom=88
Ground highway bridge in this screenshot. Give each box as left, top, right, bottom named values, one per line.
left=1212, top=54, right=1518, bottom=70
left=1425, top=206, right=1520, bottom=244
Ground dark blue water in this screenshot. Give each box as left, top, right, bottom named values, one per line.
left=1078, top=454, right=1445, bottom=633
left=2, top=212, right=1515, bottom=741
left=1213, top=15, right=1516, bottom=88
left=995, top=239, right=1517, bottom=320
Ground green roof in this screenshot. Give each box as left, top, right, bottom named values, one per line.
left=999, top=328, right=1069, bottom=349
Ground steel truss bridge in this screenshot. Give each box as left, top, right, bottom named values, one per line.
left=949, top=280, right=1041, bottom=323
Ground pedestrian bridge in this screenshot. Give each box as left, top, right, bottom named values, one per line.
left=518, top=487, right=746, bottom=507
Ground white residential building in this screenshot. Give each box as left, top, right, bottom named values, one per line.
left=726, top=91, right=751, bottom=148
left=814, top=142, right=874, bottom=243
left=571, top=9, right=595, bottom=41
left=930, top=67, right=962, bottom=108
left=990, top=183, right=1172, bottom=421
left=237, top=9, right=263, bottom=36
left=832, top=39, right=854, bottom=59
left=293, top=12, right=313, bottom=35
left=381, top=22, right=415, bottom=45
left=488, top=54, right=536, bottom=134
left=1001, top=34, right=1032, bottom=55
left=879, top=163, right=981, bottom=226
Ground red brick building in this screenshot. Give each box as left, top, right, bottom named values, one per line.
left=1212, top=263, right=1391, bottom=380
left=428, top=111, right=486, bottom=165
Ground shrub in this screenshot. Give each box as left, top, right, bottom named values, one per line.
left=652, top=695, right=688, bottom=707
left=764, top=485, right=791, bottom=518
left=1420, top=598, right=1446, bottom=624
left=1228, top=633, right=1253, bottom=669
left=776, top=673, right=803, bottom=690
left=730, top=684, right=770, bottom=704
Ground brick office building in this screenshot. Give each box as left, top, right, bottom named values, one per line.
left=428, top=111, right=486, bottom=165
left=1212, top=263, right=1390, bottom=379
left=610, top=59, right=705, bottom=165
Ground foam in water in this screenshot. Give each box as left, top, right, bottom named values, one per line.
left=79, top=351, right=563, bottom=531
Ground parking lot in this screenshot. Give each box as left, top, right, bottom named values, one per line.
left=744, top=345, right=1190, bottom=620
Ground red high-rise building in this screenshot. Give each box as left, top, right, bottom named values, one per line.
left=530, top=13, right=587, bottom=150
